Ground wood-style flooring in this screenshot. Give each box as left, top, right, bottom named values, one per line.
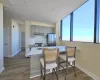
left=0, top=51, right=93, bottom=80
left=0, top=51, right=30, bottom=80
left=31, top=67, right=94, bottom=80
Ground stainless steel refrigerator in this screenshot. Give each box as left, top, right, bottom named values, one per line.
left=46, top=33, right=56, bottom=46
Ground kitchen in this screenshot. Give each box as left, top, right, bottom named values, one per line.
left=25, top=22, right=56, bottom=57
left=26, top=25, right=57, bottom=78
left=29, top=25, right=56, bottom=47
left=25, top=23, right=75, bottom=79
left=27, top=25, right=67, bottom=79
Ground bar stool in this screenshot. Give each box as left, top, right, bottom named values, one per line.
left=59, top=46, right=76, bottom=80
left=40, top=48, right=59, bottom=80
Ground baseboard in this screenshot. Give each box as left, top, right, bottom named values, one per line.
left=76, top=64, right=100, bottom=80
left=0, top=67, right=5, bottom=73
left=12, top=49, right=21, bottom=57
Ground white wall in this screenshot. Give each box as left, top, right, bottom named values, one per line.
left=12, top=20, right=21, bottom=56
left=25, top=21, right=31, bottom=57
left=0, top=3, right=4, bottom=73
left=3, top=9, right=12, bottom=57
left=56, top=21, right=61, bottom=45
left=3, top=11, right=20, bottom=57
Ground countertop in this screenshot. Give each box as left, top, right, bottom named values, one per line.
left=28, top=46, right=66, bottom=56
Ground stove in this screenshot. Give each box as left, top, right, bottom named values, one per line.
left=34, top=43, right=42, bottom=47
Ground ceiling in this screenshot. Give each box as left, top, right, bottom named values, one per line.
left=0, top=0, right=87, bottom=24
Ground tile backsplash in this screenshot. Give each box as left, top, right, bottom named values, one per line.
left=30, top=35, right=46, bottom=45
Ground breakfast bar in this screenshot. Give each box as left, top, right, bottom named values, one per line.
left=30, top=46, right=66, bottom=78
left=30, top=46, right=78, bottom=79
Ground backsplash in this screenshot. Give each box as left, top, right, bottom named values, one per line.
left=30, top=35, right=46, bottom=45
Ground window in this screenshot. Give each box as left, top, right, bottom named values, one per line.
left=94, top=0, right=100, bottom=43
left=62, top=15, right=70, bottom=40
left=99, top=0, right=100, bottom=42
left=73, top=0, right=95, bottom=42
left=99, top=17, right=100, bottom=42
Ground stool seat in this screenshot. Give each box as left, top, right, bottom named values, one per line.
left=60, top=54, right=75, bottom=62
left=40, top=58, right=57, bottom=69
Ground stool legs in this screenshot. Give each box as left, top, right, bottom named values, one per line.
left=74, top=61, right=76, bottom=77
left=53, top=68, right=58, bottom=80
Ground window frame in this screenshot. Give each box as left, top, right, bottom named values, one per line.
left=94, top=0, right=100, bottom=43
left=60, top=0, right=100, bottom=43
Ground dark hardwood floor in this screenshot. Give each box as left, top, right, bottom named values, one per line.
left=0, top=51, right=93, bottom=80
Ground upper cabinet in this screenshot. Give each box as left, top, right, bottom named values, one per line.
left=31, top=25, right=55, bottom=37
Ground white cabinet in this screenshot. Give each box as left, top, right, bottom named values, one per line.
left=31, top=25, right=54, bottom=37
left=30, top=54, right=41, bottom=77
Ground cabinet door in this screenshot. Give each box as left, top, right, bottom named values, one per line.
left=40, top=26, right=44, bottom=33
left=31, top=54, right=41, bottom=77
left=31, top=26, right=34, bottom=37
left=43, top=27, right=47, bottom=35
left=35, top=26, right=38, bottom=33
left=49, top=27, right=52, bottom=33
left=46, top=27, right=49, bottom=34
left=31, top=26, right=36, bottom=37
left=34, top=26, right=36, bottom=33
left=38, top=26, right=41, bottom=33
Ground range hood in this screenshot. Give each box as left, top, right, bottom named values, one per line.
left=33, top=32, right=45, bottom=36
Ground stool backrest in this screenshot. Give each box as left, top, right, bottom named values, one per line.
left=66, top=46, right=76, bottom=57
left=43, top=48, right=59, bottom=63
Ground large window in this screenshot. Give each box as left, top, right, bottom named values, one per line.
left=73, top=0, right=95, bottom=42
left=62, top=15, right=70, bottom=40
left=99, top=0, right=100, bottom=42
left=61, top=0, right=100, bottom=43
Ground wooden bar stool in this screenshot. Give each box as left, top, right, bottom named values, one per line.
left=59, top=46, right=76, bottom=80
left=40, top=48, right=59, bottom=80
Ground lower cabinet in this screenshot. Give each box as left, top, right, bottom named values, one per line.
left=30, top=54, right=41, bottom=78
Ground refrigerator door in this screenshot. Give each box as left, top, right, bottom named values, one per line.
left=47, top=33, right=56, bottom=46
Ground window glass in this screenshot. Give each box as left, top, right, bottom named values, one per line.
left=62, top=15, right=70, bottom=40
left=73, top=0, right=95, bottom=42
left=98, top=0, right=100, bottom=43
